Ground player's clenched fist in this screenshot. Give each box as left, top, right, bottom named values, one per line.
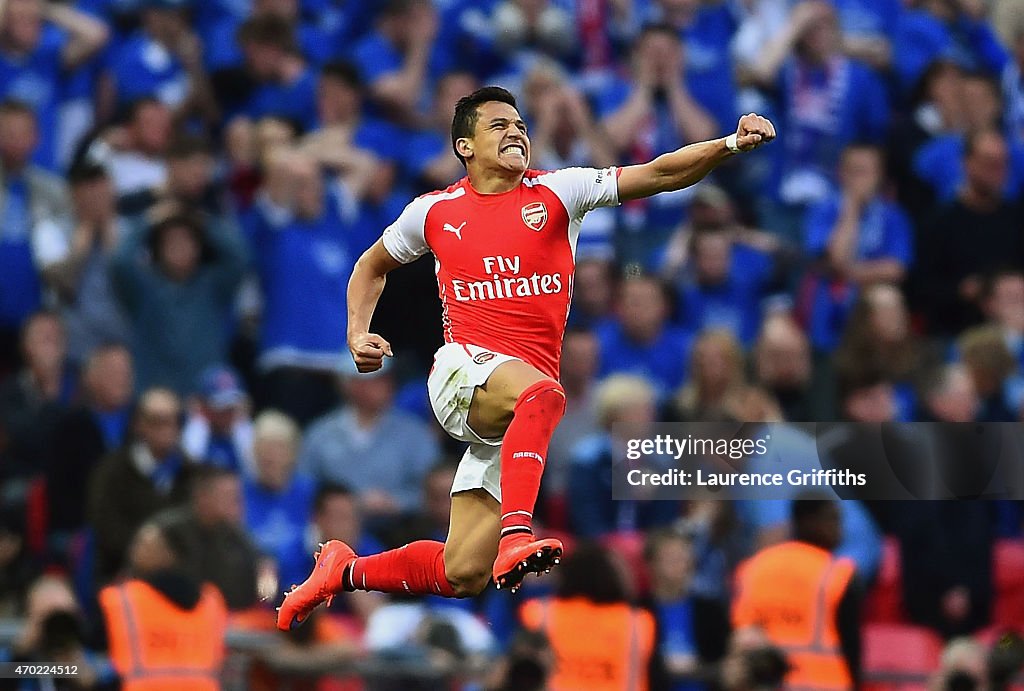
left=348, top=332, right=393, bottom=372
left=732, top=113, right=777, bottom=152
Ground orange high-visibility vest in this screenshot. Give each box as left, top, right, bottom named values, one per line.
left=732, top=541, right=856, bottom=691
left=99, top=579, right=228, bottom=691
left=521, top=597, right=656, bottom=691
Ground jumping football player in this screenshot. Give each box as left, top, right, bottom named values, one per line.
left=278, top=86, right=774, bottom=630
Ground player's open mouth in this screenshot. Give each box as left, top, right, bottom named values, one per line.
left=500, top=143, right=526, bottom=156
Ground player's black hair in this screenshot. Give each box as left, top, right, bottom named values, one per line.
left=450, top=86, right=519, bottom=167
left=320, top=61, right=364, bottom=90
left=314, top=482, right=356, bottom=513
left=67, top=161, right=109, bottom=186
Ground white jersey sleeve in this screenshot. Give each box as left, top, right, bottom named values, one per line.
left=535, top=167, right=621, bottom=218
left=381, top=195, right=433, bottom=264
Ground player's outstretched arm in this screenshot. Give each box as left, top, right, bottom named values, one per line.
left=347, top=239, right=403, bottom=372
left=617, top=113, right=776, bottom=202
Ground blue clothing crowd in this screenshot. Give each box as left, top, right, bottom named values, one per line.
left=2, top=0, right=1024, bottom=688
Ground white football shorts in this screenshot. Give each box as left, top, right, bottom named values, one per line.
left=427, top=342, right=520, bottom=501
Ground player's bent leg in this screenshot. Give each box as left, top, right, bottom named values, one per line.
left=467, top=359, right=568, bottom=591
left=443, top=488, right=501, bottom=597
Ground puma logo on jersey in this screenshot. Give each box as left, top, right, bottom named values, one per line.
left=443, top=221, right=466, bottom=239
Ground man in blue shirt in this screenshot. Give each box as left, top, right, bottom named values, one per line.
left=0, top=0, right=108, bottom=170
left=243, top=149, right=363, bottom=425
left=0, top=102, right=70, bottom=370
left=596, top=274, right=694, bottom=400
left=234, top=14, right=318, bottom=131
left=595, top=24, right=717, bottom=257
left=102, top=0, right=216, bottom=124
left=803, top=144, right=913, bottom=352
left=243, top=410, right=316, bottom=597
left=350, top=0, right=454, bottom=126
left=747, top=2, right=889, bottom=242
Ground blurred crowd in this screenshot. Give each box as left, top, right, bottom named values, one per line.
left=3, top=0, right=1024, bottom=688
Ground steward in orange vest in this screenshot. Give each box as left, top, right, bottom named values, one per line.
left=732, top=497, right=861, bottom=691
left=519, top=543, right=656, bottom=691
left=99, top=521, right=229, bottom=690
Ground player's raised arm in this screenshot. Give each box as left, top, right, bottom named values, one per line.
left=617, top=113, right=777, bottom=202
left=347, top=239, right=403, bottom=372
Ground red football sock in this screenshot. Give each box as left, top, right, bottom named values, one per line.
left=499, top=380, right=566, bottom=543
left=346, top=541, right=456, bottom=597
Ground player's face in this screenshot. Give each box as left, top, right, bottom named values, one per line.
left=470, top=101, right=530, bottom=174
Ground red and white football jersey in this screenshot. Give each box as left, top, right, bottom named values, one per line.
left=382, top=167, right=621, bottom=378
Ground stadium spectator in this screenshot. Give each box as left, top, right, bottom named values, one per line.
left=309, top=483, right=385, bottom=625
left=672, top=328, right=746, bottom=421
left=98, top=0, right=216, bottom=123
left=0, top=102, right=71, bottom=367
left=717, top=626, right=791, bottom=691
left=569, top=374, right=680, bottom=537
left=920, top=363, right=981, bottom=424
left=732, top=496, right=862, bottom=689
left=47, top=344, right=134, bottom=543
left=244, top=149, right=364, bottom=424
left=887, top=59, right=966, bottom=218
left=0, top=507, right=36, bottom=617
left=596, top=24, right=716, bottom=252
left=118, top=134, right=232, bottom=224
left=99, top=520, right=228, bottom=689
left=893, top=0, right=1007, bottom=91
left=350, top=0, right=451, bottom=126
left=384, top=461, right=459, bottom=547
left=567, top=256, right=615, bottom=328
left=895, top=493, right=995, bottom=638
left=0, top=0, right=109, bottom=171
left=834, top=285, right=923, bottom=421
left=837, top=359, right=898, bottom=425
left=981, top=269, right=1024, bottom=371
left=916, top=128, right=1024, bottom=335
left=752, top=314, right=814, bottom=422
left=802, top=144, right=914, bottom=352
left=299, top=359, right=440, bottom=522
left=640, top=0, right=741, bottom=134
left=596, top=274, right=694, bottom=398
left=33, top=163, right=131, bottom=363
left=0, top=311, right=75, bottom=482
left=958, top=324, right=1020, bottom=422
left=913, top=72, right=1024, bottom=205
left=87, top=387, right=196, bottom=584
left=157, top=466, right=265, bottom=610
left=520, top=542, right=656, bottom=691
left=242, top=410, right=314, bottom=599
left=545, top=327, right=600, bottom=508
left=85, top=98, right=173, bottom=199
left=723, top=387, right=883, bottom=583
left=182, top=365, right=254, bottom=473
left=403, top=70, right=479, bottom=191
left=664, top=188, right=790, bottom=347
left=488, top=0, right=578, bottom=66
left=10, top=574, right=115, bottom=689
left=234, top=14, right=318, bottom=131
left=644, top=528, right=728, bottom=690
left=110, top=208, right=247, bottom=396
left=749, top=1, right=889, bottom=240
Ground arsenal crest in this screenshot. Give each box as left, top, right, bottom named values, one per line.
left=521, top=202, right=548, bottom=231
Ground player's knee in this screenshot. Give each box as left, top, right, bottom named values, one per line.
left=515, top=379, right=566, bottom=420
left=445, top=564, right=490, bottom=597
